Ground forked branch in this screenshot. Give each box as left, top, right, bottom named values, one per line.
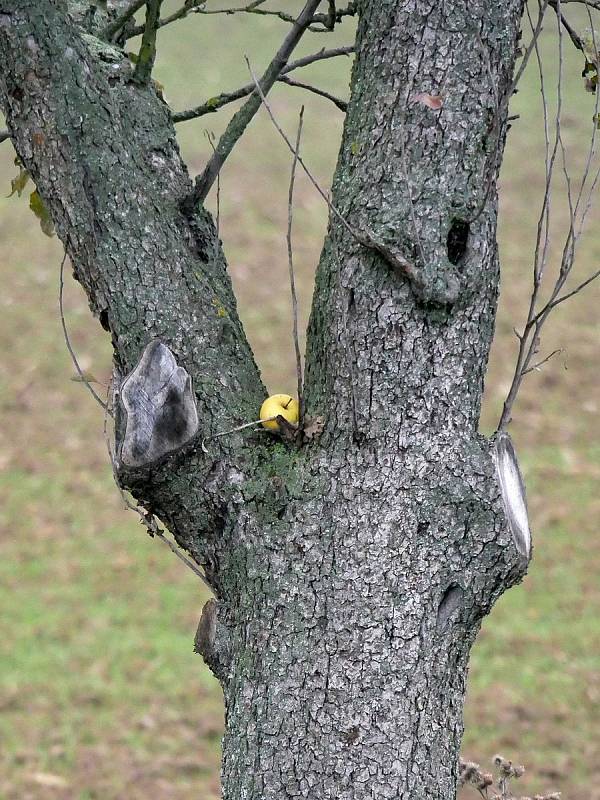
left=173, top=46, right=354, bottom=123
left=499, top=5, right=600, bottom=430
left=102, top=0, right=147, bottom=40
left=187, top=0, right=323, bottom=208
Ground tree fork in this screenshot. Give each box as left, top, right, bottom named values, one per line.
left=0, top=1, right=531, bottom=798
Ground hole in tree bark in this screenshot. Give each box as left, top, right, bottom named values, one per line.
left=99, top=309, right=110, bottom=331
left=436, top=584, right=464, bottom=632
left=347, top=288, right=355, bottom=312
left=447, top=219, right=470, bottom=265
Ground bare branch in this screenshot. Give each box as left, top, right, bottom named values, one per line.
left=102, top=0, right=147, bottom=40
left=287, top=107, right=305, bottom=427
left=133, top=0, right=164, bottom=84
left=522, top=348, right=563, bottom=374
left=59, top=252, right=110, bottom=414
left=0, top=129, right=10, bottom=144
left=187, top=0, right=356, bottom=32
left=549, top=0, right=586, bottom=52
left=172, top=46, right=354, bottom=124
left=499, top=3, right=600, bottom=430
left=127, top=1, right=204, bottom=37
left=511, top=0, right=550, bottom=94
left=278, top=75, right=347, bottom=111
left=187, top=0, right=323, bottom=208
left=559, top=0, right=600, bottom=7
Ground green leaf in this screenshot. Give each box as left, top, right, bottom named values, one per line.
left=8, top=167, right=30, bottom=198
left=29, top=190, right=55, bottom=237
left=206, top=97, right=220, bottom=110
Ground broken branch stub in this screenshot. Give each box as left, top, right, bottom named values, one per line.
left=119, top=340, right=199, bottom=468
left=493, top=432, right=532, bottom=559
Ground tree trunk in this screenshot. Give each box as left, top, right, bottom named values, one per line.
left=0, top=1, right=529, bottom=798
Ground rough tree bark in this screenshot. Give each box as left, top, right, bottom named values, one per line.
left=0, top=1, right=530, bottom=798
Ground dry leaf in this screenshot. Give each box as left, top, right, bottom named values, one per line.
left=411, top=92, right=443, bottom=110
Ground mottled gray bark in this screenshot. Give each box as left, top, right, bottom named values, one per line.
left=0, top=1, right=529, bottom=798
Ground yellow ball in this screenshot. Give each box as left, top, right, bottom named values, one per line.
left=260, top=394, right=299, bottom=431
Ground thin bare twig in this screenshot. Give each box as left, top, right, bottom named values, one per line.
left=278, top=76, right=347, bottom=111
left=190, top=0, right=355, bottom=32
left=466, top=33, right=504, bottom=224
left=522, top=348, right=563, bottom=374
left=188, top=0, right=323, bottom=208
left=287, top=107, right=305, bottom=427
left=134, top=0, right=164, bottom=84
left=102, top=0, right=147, bottom=40
left=172, top=46, right=354, bottom=124
left=549, top=0, right=586, bottom=51
left=560, top=0, right=600, bottom=8
left=126, top=0, right=202, bottom=38
left=205, top=130, right=220, bottom=237
left=0, top=129, right=10, bottom=144
left=59, top=252, right=111, bottom=414
left=511, top=0, right=551, bottom=94
left=498, top=2, right=600, bottom=430
left=331, top=224, right=360, bottom=440
left=245, top=59, right=427, bottom=297
left=201, top=416, right=278, bottom=452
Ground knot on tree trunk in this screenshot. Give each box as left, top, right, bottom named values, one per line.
left=194, top=599, right=232, bottom=686
left=117, top=340, right=199, bottom=469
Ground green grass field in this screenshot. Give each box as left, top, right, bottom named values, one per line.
left=1, top=3, right=599, bottom=798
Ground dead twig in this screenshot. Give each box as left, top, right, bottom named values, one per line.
left=172, top=46, right=354, bottom=124
left=0, top=129, right=10, bottom=144
left=59, top=252, right=111, bottom=415
left=511, top=0, right=551, bottom=94
left=498, top=2, right=600, bottom=430
left=245, top=59, right=428, bottom=298
left=331, top=224, right=360, bottom=441
left=189, top=0, right=355, bottom=32
left=126, top=0, right=203, bottom=38
left=522, top=348, right=563, bottom=374
left=201, top=416, right=277, bottom=452
left=549, top=0, right=586, bottom=52
left=205, top=130, right=220, bottom=237
left=287, top=107, right=305, bottom=427
left=278, top=76, right=347, bottom=111
left=102, top=0, right=147, bottom=40
left=188, top=0, right=322, bottom=208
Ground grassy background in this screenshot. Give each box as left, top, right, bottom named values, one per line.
left=1, top=3, right=599, bottom=798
